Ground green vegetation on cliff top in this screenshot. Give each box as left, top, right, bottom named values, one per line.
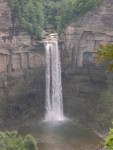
left=8, top=0, right=44, bottom=39
left=56, top=0, right=102, bottom=30
left=45, top=0, right=102, bottom=30
left=8, top=0, right=102, bottom=38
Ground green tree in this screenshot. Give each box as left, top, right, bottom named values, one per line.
left=105, top=123, right=113, bottom=150
left=0, top=131, right=38, bottom=150
left=8, top=0, right=103, bottom=35
left=8, top=0, right=44, bottom=39
left=44, top=0, right=62, bottom=29
left=98, top=44, right=113, bottom=71
left=98, top=44, right=113, bottom=149
left=56, top=0, right=102, bottom=30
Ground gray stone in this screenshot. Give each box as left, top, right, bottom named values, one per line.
left=0, top=0, right=45, bottom=126
left=61, top=0, right=113, bottom=67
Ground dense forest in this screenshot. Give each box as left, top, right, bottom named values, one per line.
left=8, top=0, right=102, bottom=39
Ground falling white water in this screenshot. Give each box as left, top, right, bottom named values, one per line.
left=45, top=41, right=64, bottom=121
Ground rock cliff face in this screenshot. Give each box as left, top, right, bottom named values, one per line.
left=0, top=0, right=45, bottom=126
left=62, top=0, right=113, bottom=68
left=61, top=0, right=113, bottom=127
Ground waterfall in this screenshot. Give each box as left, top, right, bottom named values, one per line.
left=45, top=41, right=64, bottom=121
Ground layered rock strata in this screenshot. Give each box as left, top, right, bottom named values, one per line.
left=61, top=0, right=113, bottom=128
left=0, top=0, right=45, bottom=126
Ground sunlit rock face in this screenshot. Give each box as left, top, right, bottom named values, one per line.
left=0, top=0, right=45, bottom=126
left=61, top=0, right=113, bottom=126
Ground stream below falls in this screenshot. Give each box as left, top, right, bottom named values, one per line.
left=19, top=119, right=102, bottom=150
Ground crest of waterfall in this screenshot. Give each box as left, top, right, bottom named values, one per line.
left=45, top=41, right=64, bottom=121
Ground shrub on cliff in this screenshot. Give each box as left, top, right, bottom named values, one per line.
left=8, top=0, right=103, bottom=34
left=98, top=44, right=113, bottom=149
left=8, top=0, right=44, bottom=39
left=0, top=131, right=38, bottom=150
left=105, top=123, right=113, bottom=150
left=56, top=0, right=102, bottom=30
left=98, top=43, right=113, bottom=71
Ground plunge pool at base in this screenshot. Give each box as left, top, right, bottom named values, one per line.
left=19, top=119, right=102, bottom=150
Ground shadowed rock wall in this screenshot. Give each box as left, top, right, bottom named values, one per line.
left=60, top=0, right=113, bottom=126
left=0, top=0, right=45, bottom=127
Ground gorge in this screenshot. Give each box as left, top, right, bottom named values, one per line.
left=0, top=0, right=113, bottom=149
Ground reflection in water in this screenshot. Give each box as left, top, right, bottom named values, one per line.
left=19, top=120, right=102, bottom=150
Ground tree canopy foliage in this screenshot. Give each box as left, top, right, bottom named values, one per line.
left=8, top=0, right=44, bottom=39
left=44, top=0, right=102, bottom=30
left=105, top=123, right=113, bottom=150
left=56, top=0, right=102, bottom=30
left=0, top=131, right=38, bottom=150
left=8, top=0, right=102, bottom=38
left=44, top=0, right=62, bottom=29
left=98, top=44, right=113, bottom=71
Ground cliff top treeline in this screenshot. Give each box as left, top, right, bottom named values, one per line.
left=8, top=0, right=102, bottom=39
